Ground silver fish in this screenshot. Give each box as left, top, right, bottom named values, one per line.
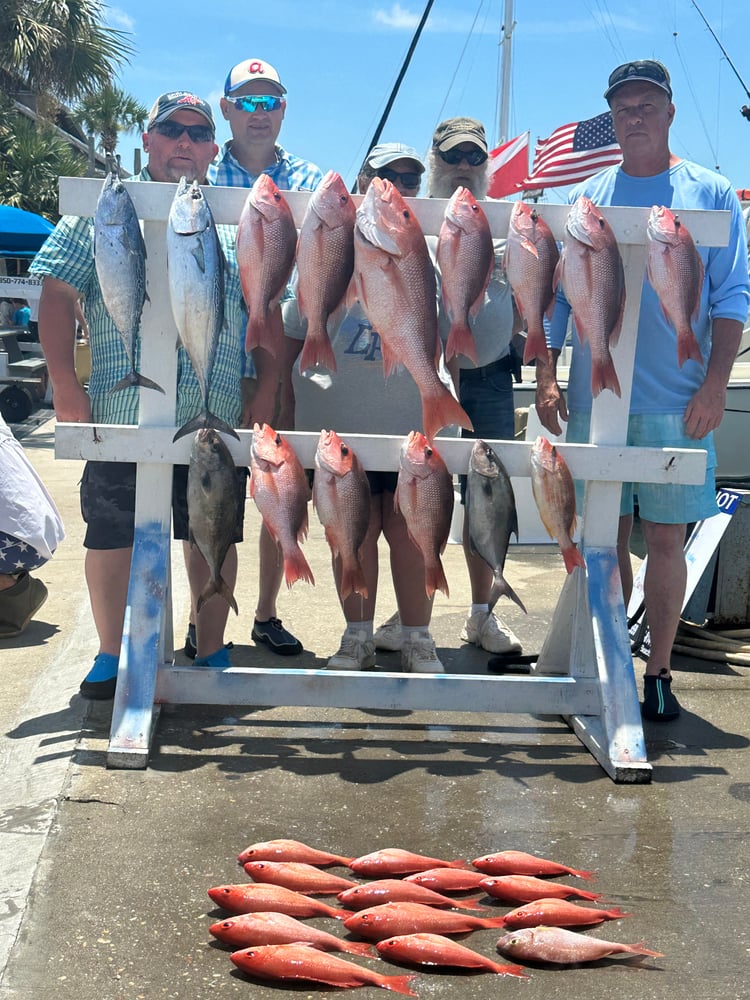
left=466, top=440, right=526, bottom=614
left=167, top=177, right=237, bottom=442
left=93, top=169, right=163, bottom=394
left=187, top=427, right=241, bottom=613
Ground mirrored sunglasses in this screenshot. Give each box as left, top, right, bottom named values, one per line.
left=227, top=95, right=284, bottom=113
left=436, top=147, right=487, bottom=166
left=376, top=167, right=421, bottom=189
left=150, top=121, right=215, bottom=143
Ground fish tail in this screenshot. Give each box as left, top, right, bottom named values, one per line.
left=445, top=321, right=478, bottom=364
left=591, top=354, right=621, bottom=397
left=298, top=327, right=338, bottom=374
left=483, top=915, right=513, bottom=928
left=523, top=326, right=549, bottom=365
left=244, top=315, right=277, bottom=357
left=284, top=546, right=315, bottom=589
left=496, top=963, right=529, bottom=979
left=173, top=410, right=240, bottom=443
left=453, top=895, right=491, bottom=911
left=677, top=329, right=704, bottom=367
left=379, top=974, right=418, bottom=996
left=339, top=562, right=369, bottom=602
left=572, top=868, right=596, bottom=880
left=561, top=543, right=586, bottom=574
left=197, top=578, right=239, bottom=616
left=329, top=907, right=353, bottom=920
left=628, top=941, right=665, bottom=958
left=422, top=388, right=473, bottom=444
left=340, top=941, right=378, bottom=957
left=425, top=560, right=450, bottom=599
left=489, top=575, right=527, bottom=615
left=109, top=370, right=166, bottom=395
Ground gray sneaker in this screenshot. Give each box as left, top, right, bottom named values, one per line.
left=374, top=610, right=402, bottom=651
left=327, top=630, right=376, bottom=671
left=460, top=610, right=522, bottom=654
left=0, top=572, right=48, bottom=638
left=401, top=631, right=444, bottom=673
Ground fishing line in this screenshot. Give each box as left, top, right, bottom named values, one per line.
left=433, top=0, right=489, bottom=131
left=671, top=31, right=721, bottom=170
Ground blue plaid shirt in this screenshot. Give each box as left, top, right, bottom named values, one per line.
left=207, top=142, right=323, bottom=192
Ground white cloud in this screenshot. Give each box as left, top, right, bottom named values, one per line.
left=373, top=4, right=420, bottom=29
left=107, top=7, right=136, bottom=33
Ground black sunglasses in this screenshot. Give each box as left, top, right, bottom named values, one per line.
left=376, top=167, right=421, bottom=189
left=150, top=121, right=215, bottom=143
left=436, top=147, right=487, bottom=166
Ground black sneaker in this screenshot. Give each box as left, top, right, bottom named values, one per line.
left=642, top=670, right=681, bottom=721
left=184, top=623, right=197, bottom=660
left=252, top=617, right=302, bottom=656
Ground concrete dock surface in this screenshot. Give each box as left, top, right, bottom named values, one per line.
left=1, top=412, right=749, bottom=1000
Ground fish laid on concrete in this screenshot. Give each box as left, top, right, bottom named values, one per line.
left=237, top=838, right=354, bottom=867
left=353, top=177, right=472, bottom=443
left=558, top=195, right=625, bottom=397
left=242, top=860, right=359, bottom=895
left=395, top=431, right=453, bottom=599
left=237, top=174, right=297, bottom=357
left=167, top=177, right=237, bottom=441
left=297, top=170, right=356, bottom=373
left=403, top=867, right=489, bottom=892
left=480, top=874, right=604, bottom=904
left=376, top=933, right=527, bottom=977
left=229, top=942, right=417, bottom=994
left=499, top=898, right=631, bottom=929
left=472, top=849, right=594, bottom=879
left=93, top=169, right=162, bottom=394
left=349, top=849, right=471, bottom=878
left=250, top=423, right=314, bottom=588
left=466, top=440, right=526, bottom=614
left=503, top=201, right=560, bottom=365
left=209, top=911, right=375, bottom=956
left=529, top=436, right=585, bottom=574
left=436, top=185, right=494, bottom=364
left=496, top=926, right=663, bottom=965
left=313, top=429, right=371, bottom=600
left=646, top=204, right=705, bottom=367
left=186, top=428, right=241, bottom=614
left=344, top=901, right=508, bottom=940
left=338, top=878, right=488, bottom=912
left=207, top=882, right=351, bottom=919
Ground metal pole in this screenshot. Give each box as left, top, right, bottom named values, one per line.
left=497, top=0, right=515, bottom=144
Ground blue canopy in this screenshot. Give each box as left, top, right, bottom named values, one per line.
left=0, top=205, right=54, bottom=258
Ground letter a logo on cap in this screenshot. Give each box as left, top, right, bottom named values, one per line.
left=248, top=60, right=265, bottom=75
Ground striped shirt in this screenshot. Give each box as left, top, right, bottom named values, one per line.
left=30, top=169, right=244, bottom=428
left=207, top=142, right=323, bottom=191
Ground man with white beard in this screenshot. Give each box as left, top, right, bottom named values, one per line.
left=375, top=117, right=524, bottom=660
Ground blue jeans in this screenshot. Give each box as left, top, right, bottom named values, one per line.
left=458, top=361, right=515, bottom=503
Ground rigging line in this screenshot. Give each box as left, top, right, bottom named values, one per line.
left=690, top=0, right=750, bottom=101
left=432, top=0, right=489, bottom=131
left=671, top=32, right=720, bottom=170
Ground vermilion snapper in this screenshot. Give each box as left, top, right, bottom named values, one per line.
left=504, top=201, right=560, bottom=365
left=436, top=185, right=494, bottom=364
left=338, top=878, right=488, bottom=911
left=250, top=423, right=314, bottom=588
left=529, top=436, right=585, bottom=574
left=353, top=177, right=473, bottom=443
left=403, top=867, right=489, bottom=892
left=472, top=849, right=594, bottom=879
left=209, top=911, right=375, bottom=956
left=242, top=860, right=359, bottom=895
left=479, top=874, right=604, bottom=904
left=498, top=898, right=631, bottom=929
left=376, top=933, right=527, bottom=977
left=646, top=204, right=705, bottom=367
left=237, top=838, right=354, bottom=867
left=207, top=882, right=352, bottom=919
left=496, top=926, right=663, bottom=965
left=348, top=848, right=471, bottom=878
left=230, top=942, right=418, bottom=994
left=344, top=901, right=509, bottom=940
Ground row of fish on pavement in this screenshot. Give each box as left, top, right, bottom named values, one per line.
left=187, top=423, right=585, bottom=619
left=205, top=838, right=663, bottom=992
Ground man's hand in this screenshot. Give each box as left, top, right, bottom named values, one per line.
left=683, top=378, right=727, bottom=439
left=50, top=380, right=92, bottom=423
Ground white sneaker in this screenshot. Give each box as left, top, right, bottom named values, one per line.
left=461, top=611, right=522, bottom=655
left=374, top=610, right=402, bottom=651
left=401, top=631, right=444, bottom=673
left=327, top=630, right=376, bottom=670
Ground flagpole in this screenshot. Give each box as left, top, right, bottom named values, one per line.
left=497, top=0, right=515, bottom=144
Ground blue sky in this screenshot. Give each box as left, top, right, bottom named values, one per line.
left=106, top=0, right=750, bottom=199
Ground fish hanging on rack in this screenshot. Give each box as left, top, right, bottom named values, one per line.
left=167, top=177, right=238, bottom=442
left=93, top=168, right=164, bottom=394
left=529, top=436, right=585, bottom=574
left=503, top=201, right=559, bottom=365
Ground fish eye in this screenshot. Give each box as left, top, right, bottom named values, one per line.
left=425, top=446, right=433, bottom=458
left=402, top=210, right=410, bottom=219
left=274, top=433, right=281, bottom=445
left=341, top=444, right=349, bottom=456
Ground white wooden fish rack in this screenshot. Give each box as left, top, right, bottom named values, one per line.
left=55, top=177, right=730, bottom=782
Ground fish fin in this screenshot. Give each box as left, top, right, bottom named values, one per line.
left=445, top=322, right=478, bottom=364
left=339, top=562, right=369, bottom=602
left=244, top=315, right=277, bottom=357
left=109, top=370, right=165, bottom=395
left=627, top=941, right=665, bottom=958
left=284, top=547, right=315, bottom=588
left=197, top=578, right=239, bottom=615
left=422, top=387, right=473, bottom=444
left=522, top=326, right=548, bottom=365
left=298, top=327, right=338, bottom=374
left=173, top=411, right=239, bottom=443
left=489, top=576, right=527, bottom=615
left=341, top=941, right=378, bottom=957
left=520, top=235, right=540, bottom=259
left=590, top=354, right=621, bottom=398
left=677, top=329, right=704, bottom=367
left=425, top=561, right=450, bottom=599
left=381, top=975, right=418, bottom=997
left=561, top=544, right=586, bottom=574
left=608, top=281, right=627, bottom=348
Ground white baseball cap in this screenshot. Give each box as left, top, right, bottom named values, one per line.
left=224, top=58, right=286, bottom=96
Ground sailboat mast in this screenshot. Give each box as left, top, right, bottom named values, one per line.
left=497, top=0, right=515, bottom=144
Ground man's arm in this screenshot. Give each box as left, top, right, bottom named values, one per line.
left=37, top=277, right=91, bottom=422
left=683, top=317, right=744, bottom=439
left=243, top=305, right=302, bottom=430
left=534, top=348, right=567, bottom=436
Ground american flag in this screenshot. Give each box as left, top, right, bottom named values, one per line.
left=523, top=112, right=622, bottom=190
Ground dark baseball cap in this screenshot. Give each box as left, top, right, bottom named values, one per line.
left=432, top=117, right=488, bottom=153
left=147, top=91, right=215, bottom=130
left=604, top=60, right=672, bottom=102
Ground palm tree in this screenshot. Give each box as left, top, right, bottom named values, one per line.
left=76, top=84, right=148, bottom=160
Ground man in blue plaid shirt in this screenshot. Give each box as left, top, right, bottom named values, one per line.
left=207, top=57, right=323, bottom=659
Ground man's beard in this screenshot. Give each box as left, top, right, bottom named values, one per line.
left=426, top=150, right=489, bottom=200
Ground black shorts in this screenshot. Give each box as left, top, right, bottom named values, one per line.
left=80, top=461, right=247, bottom=549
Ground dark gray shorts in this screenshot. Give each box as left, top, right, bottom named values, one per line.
left=80, top=461, right=247, bottom=550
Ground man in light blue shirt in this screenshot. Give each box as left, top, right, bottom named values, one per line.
left=536, top=60, right=750, bottom=722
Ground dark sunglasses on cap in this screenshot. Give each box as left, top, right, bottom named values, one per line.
left=150, top=121, right=215, bottom=143
left=226, top=94, right=284, bottom=113
left=436, top=146, right=487, bottom=166
left=376, top=167, right=421, bottom=189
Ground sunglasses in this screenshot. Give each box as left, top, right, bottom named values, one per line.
left=376, top=167, right=421, bottom=189
left=150, top=121, right=215, bottom=143
left=436, top=147, right=487, bottom=166
left=226, top=94, right=284, bottom=113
